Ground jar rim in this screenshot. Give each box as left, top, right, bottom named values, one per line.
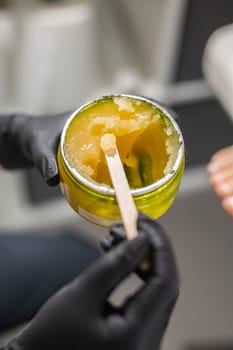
left=60, top=94, right=185, bottom=196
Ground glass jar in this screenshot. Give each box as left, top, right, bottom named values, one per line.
left=57, top=94, right=185, bottom=227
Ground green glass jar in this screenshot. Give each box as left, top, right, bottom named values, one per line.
left=58, top=94, right=185, bottom=227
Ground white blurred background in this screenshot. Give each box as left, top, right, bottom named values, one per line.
left=0, top=1, right=233, bottom=349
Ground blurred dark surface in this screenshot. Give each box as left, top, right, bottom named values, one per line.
left=174, top=0, right=233, bottom=82
left=172, top=98, right=233, bottom=167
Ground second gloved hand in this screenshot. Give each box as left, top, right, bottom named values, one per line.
left=4, top=214, right=179, bottom=350
left=0, top=112, right=71, bottom=185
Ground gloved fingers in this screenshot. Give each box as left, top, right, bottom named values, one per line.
left=124, top=266, right=179, bottom=327
left=101, top=224, right=126, bottom=251
left=31, top=145, right=60, bottom=186
left=101, top=215, right=159, bottom=280
left=109, top=213, right=169, bottom=250
left=137, top=213, right=172, bottom=254
left=27, top=112, right=69, bottom=186
left=76, top=234, right=149, bottom=311
left=136, top=213, right=179, bottom=286
left=107, top=214, right=175, bottom=280
left=100, top=235, right=115, bottom=252
left=39, top=113, right=71, bottom=185
left=109, top=222, right=127, bottom=240
left=100, top=238, right=150, bottom=280
left=102, top=301, right=122, bottom=317
left=124, top=215, right=179, bottom=323
left=137, top=213, right=179, bottom=280
left=41, top=155, right=60, bottom=186
left=101, top=220, right=151, bottom=282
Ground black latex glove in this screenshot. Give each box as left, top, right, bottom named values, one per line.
left=4, top=214, right=179, bottom=350
left=0, top=111, right=71, bottom=185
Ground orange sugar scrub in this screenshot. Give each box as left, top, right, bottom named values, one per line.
left=63, top=95, right=180, bottom=189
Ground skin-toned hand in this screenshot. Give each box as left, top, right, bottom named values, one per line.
left=4, top=214, right=179, bottom=350
left=0, top=112, right=71, bottom=186
left=207, top=145, right=233, bottom=217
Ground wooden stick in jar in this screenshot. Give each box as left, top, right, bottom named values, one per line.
left=100, top=133, right=138, bottom=240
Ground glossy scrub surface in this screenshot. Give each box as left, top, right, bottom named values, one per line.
left=64, top=96, right=179, bottom=189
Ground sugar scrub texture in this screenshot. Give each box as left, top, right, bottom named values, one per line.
left=64, top=96, right=179, bottom=188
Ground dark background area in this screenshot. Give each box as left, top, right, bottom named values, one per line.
left=174, top=0, right=233, bottom=82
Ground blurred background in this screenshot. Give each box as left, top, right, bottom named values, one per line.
left=0, top=0, right=233, bottom=349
